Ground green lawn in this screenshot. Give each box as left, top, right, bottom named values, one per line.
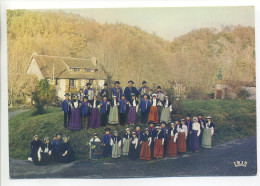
left=9, top=99, right=256, bottom=160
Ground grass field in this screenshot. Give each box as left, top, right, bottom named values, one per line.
left=9, top=99, right=256, bottom=160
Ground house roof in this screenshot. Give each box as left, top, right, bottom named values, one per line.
left=27, top=54, right=107, bottom=79
left=215, top=80, right=256, bottom=87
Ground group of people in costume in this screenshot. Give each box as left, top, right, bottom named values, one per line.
left=89, top=114, right=215, bottom=160
left=62, top=80, right=172, bottom=130
left=29, top=80, right=216, bottom=164
left=28, top=132, right=75, bottom=165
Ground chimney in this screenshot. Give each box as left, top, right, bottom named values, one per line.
left=91, top=57, right=97, bottom=66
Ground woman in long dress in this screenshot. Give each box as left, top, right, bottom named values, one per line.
left=139, top=128, right=152, bottom=160
left=35, top=137, right=53, bottom=165
left=202, top=115, right=215, bottom=148
left=189, top=117, right=201, bottom=152
left=128, top=132, right=139, bottom=159
left=57, top=136, right=75, bottom=163
left=122, top=128, right=131, bottom=156
left=153, top=125, right=164, bottom=159
left=160, top=96, right=172, bottom=124
left=166, top=123, right=178, bottom=157
left=177, top=119, right=188, bottom=153
left=111, top=130, right=122, bottom=158
left=127, top=94, right=139, bottom=125
left=89, top=132, right=103, bottom=159
left=69, top=95, right=82, bottom=130
left=108, top=95, right=119, bottom=124
left=89, top=96, right=101, bottom=128
left=148, top=94, right=160, bottom=124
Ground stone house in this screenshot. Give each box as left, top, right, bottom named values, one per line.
left=215, top=80, right=256, bottom=100
left=26, top=53, right=107, bottom=99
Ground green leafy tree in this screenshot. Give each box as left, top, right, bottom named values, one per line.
left=32, top=79, right=56, bottom=114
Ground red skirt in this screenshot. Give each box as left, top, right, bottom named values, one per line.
left=153, top=138, right=164, bottom=158
left=140, top=141, right=152, bottom=160
left=177, top=132, right=186, bottom=152
left=148, top=106, right=159, bottom=123
left=166, top=137, right=177, bottom=157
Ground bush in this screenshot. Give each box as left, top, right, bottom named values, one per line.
left=237, top=89, right=250, bottom=100
left=32, top=79, right=56, bottom=114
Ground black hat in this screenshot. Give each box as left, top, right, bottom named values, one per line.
left=143, top=93, right=148, bottom=97
left=186, top=114, right=191, bottom=117
left=102, top=95, right=107, bottom=99
left=161, top=121, right=166, bottom=125
left=56, top=131, right=62, bottom=136
left=105, top=128, right=111, bottom=132
left=121, top=94, right=126, bottom=98
left=86, top=83, right=91, bottom=86
left=80, top=88, right=83, bottom=91
left=64, top=93, right=70, bottom=96
left=104, top=83, right=108, bottom=86
left=83, top=96, right=88, bottom=99
left=128, top=80, right=134, bottom=84
left=157, top=86, right=161, bottom=89
left=115, top=81, right=120, bottom=84
left=142, top=81, right=147, bottom=84
left=197, top=113, right=203, bottom=116
left=135, top=124, right=141, bottom=128
left=148, top=121, right=154, bottom=125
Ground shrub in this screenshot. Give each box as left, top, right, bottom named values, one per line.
left=32, top=79, right=56, bottom=114
left=237, top=89, right=250, bottom=100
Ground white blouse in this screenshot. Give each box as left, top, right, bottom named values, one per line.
left=152, top=99, right=157, bottom=106
left=177, top=125, right=188, bottom=137
left=131, top=137, right=139, bottom=149
left=133, top=99, right=136, bottom=107
left=88, top=138, right=101, bottom=145
left=192, top=122, right=201, bottom=136
left=170, top=129, right=178, bottom=143
left=113, top=100, right=117, bottom=107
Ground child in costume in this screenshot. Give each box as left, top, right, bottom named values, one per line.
left=108, top=95, right=119, bottom=125
left=111, top=130, right=122, bottom=158
left=101, top=128, right=112, bottom=157
left=202, top=115, right=215, bottom=148
left=89, top=132, right=103, bottom=160
left=166, top=123, right=178, bottom=157
left=139, top=128, right=152, bottom=160
left=177, top=119, right=188, bottom=153
left=122, top=128, right=131, bottom=156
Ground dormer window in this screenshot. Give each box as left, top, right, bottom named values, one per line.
left=85, top=68, right=95, bottom=72
left=70, top=68, right=80, bottom=72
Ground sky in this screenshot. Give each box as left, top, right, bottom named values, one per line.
left=61, top=7, right=255, bottom=41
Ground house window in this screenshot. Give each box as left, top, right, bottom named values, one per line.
left=69, top=79, right=75, bottom=87
left=55, top=79, right=58, bottom=86
left=85, top=68, right=94, bottom=72
left=89, top=79, right=94, bottom=84
left=70, top=68, right=80, bottom=72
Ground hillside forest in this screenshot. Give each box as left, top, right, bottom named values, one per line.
left=7, top=10, right=255, bottom=104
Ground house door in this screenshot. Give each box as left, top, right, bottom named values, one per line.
left=216, top=89, right=222, bottom=99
